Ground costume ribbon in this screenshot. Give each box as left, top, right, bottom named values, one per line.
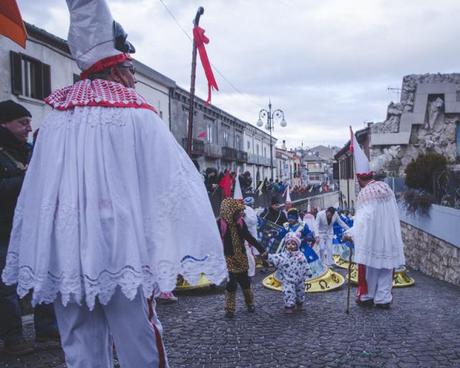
left=193, top=26, right=219, bottom=104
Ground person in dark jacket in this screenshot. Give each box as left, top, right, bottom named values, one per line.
left=260, top=197, right=288, bottom=226
left=217, top=198, right=266, bottom=318
left=0, top=100, right=58, bottom=355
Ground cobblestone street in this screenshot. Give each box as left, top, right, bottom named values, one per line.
left=1, top=268, right=460, bottom=368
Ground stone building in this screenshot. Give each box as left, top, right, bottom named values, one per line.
left=1, top=22, right=278, bottom=183
left=0, top=23, right=79, bottom=131
left=244, top=123, right=275, bottom=183
left=303, top=145, right=338, bottom=186
left=333, top=127, right=370, bottom=210
left=170, top=85, right=276, bottom=179
left=0, top=23, right=175, bottom=133
left=370, top=73, right=460, bottom=176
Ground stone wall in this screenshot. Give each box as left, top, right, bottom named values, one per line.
left=401, top=221, right=460, bottom=286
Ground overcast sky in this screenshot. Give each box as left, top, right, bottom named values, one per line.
left=18, top=0, right=460, bottom=148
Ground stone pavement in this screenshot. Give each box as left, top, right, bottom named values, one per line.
left=1, top=268, right=460, bottom=367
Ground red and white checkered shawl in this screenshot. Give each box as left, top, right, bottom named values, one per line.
left=45, top=79, right=156, bottom=112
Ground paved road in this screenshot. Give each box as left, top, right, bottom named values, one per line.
left=1, top=268, right=460, bottom=367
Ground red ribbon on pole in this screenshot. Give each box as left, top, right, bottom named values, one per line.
left=193, top=26, right=219, bottom=104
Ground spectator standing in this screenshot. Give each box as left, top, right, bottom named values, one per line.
left=0, top=100, right=58, bottom=355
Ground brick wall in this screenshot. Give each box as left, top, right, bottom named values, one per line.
left=401, top=221, right=460, bottom=286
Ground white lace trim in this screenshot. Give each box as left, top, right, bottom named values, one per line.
left=2, top=251, right=227, bottom=310
left=357, top=181, right=394, bottom=208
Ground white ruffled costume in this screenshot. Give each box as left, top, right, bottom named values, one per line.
left=1, top=79, right=227, bottom=310
left=345, top=127, right=405, bottom=306
left=346, top=180, right=405, bottom=269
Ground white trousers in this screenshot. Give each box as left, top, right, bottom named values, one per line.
left=318, top=235, right=333, bottom=266
left=54, top=288, right=168, bottom=368
left=359, top=266, right=393, bottom=304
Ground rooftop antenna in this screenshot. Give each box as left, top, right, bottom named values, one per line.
left=387, top=87, right=401, bottom=102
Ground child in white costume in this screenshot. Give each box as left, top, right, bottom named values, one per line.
left=265, top=233, right=311, bottom=314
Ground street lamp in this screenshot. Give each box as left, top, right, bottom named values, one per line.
left=256, top=100, right=287, bottom=180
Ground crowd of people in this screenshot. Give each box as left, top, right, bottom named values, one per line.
left=0, top=1, right=406, bottom=366
left=203, top=167, right=334, bottom=213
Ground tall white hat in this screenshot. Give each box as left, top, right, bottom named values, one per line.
left=66, top=0, right=135, bottom=79
left=285, top=185, right=292, bottom=203
left=233, top=169, right=243, bottom=200
left=349, top=127, right=372, bottom=179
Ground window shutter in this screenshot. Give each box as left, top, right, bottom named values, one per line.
left=42, top=63, right=51, bottom=98
left=10, top=51, right=22, bottom=95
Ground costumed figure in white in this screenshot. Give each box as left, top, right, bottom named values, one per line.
left=243, top=196, right=259, bottom=278
left=316, top=207, right=350, bottom=266
left=265, top=233, right=311, bottom=314
left=343, top=128, right=405, bottom=309
left=302, top=204, right=318, bottom=236
left=1, top=1, right=226, bottom=366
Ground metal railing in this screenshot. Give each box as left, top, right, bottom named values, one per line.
left=236, top=150, right=248, bottom=163
left=221, top=146, right=236, bottom=161
left=204, top=143, right=221, bottom=158
left=182, top=138, right=204, bottom=156
left=207, top=187, right=338, bottom=216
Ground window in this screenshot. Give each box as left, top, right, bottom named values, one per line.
left=264, top=147, right=267, bottom=158
left=256, top=144, right=260, bottom=156
left=10, top=51, right=51, bottom=100
left=223, top=127, right=229, bottom=146
left=205, top=119, right=218, bottom=144
left=235, top=135, right=241, bottom=150
left=247, top=141, right=250, bottom=151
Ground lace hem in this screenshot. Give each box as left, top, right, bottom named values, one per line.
left=2, top=251, right=227, bottom=310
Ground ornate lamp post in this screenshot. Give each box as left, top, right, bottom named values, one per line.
left=257, top=100, right=287, bottom=180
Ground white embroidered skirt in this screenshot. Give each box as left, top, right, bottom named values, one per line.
left=2, top=107, right=227, bottom=310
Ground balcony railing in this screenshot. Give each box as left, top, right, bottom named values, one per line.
left=204, top=143, right=221, bottom=159
left=222, top=146, right=236, bottom=161
left=182, top=138, right=204, bottom=156
left=247, top=153, right=259, bottom=164
left=262, top=157, right=272, bottom=167
left=236, top=150, right=248, bottom=163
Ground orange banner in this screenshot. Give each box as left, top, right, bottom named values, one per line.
left=0, top=0, right=27, bottom=48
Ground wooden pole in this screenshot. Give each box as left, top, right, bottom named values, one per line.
left=346, top=243, right=353, bottom=314
left=186, top=7, right=204, bottom=157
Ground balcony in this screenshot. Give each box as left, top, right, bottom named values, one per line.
left=262, top=157, right=272, bottom=167
left=204, top=143, right=221, bottom=159
left=247, top=153, right=259, bottom=164
left=222, top=146, right=236, bottom=161
left=182, top=138, right=204, bottom=157
left=236, top=150, right=248, bottom=163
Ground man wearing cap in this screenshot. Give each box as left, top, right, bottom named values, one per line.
left=1, top=1, right=226, bottom=367
left=343, top=129, right=405, bottom=309
left=260, top=197, right=288, bottom=226
left=277, top=208, right=314, bottom=251
left=315, top=207, right=350, bottom=267
left=0, top=101, right=59, bottom=355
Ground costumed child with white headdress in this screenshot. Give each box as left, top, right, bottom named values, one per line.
left=263, top=233, right=311, bottom=314
left=2, top=0, right=227, bottom=366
